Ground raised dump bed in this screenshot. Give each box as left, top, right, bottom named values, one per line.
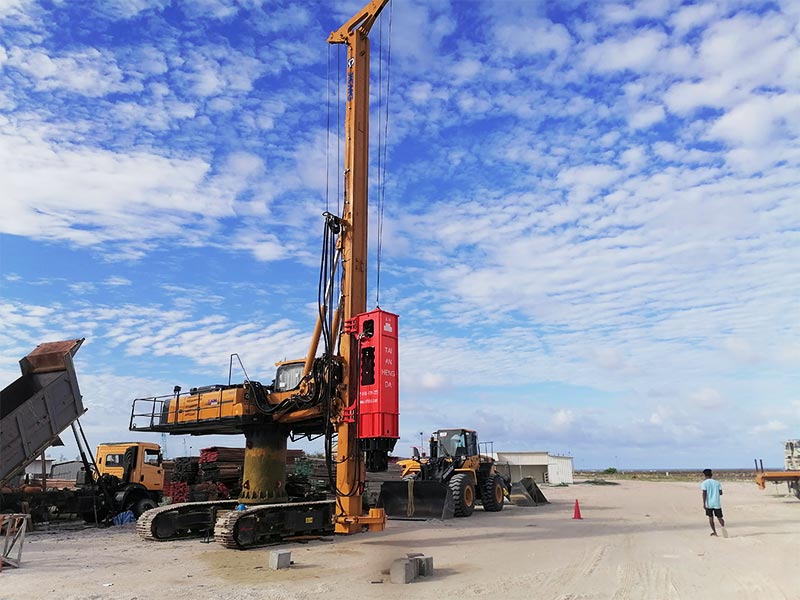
left=0, top=340, right=85, bottom=486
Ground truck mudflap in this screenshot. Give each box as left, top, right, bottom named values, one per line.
left=377, top=480, right=455, bottom=520
left=508, top=477, right=549, bottom=506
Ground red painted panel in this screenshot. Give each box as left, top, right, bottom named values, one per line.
left=354, top=308, right=399, bottom=440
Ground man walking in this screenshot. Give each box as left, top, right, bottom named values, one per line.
left=701, top=468, right=727, bottom=537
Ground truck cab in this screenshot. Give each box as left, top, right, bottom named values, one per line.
left=96, top=442, right=164, bottom=491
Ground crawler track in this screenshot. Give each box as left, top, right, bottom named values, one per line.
left=214, top=500, right=336, bottom=549
left=136, top=500, right=239, bottom=540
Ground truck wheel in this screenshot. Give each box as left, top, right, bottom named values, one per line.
left=449, top=473, right=474, bottom=517
left=482, top=473, right=505, bottom=512
left=134, top=498, right=157, bottom=517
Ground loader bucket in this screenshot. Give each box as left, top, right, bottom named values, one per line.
left=377, top=480, right=455, bottom=520
left=509, top=481, right=535, bottom=506
left=509, top=477, right=549, bottom=506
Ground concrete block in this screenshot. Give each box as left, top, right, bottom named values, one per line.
left=418, top=556, right=434, bottom=577
left=409, top=557, right=420, bottom=578
left=268, top=550, right=291, bottom=570
left=390, top=559, right=414, bottom=584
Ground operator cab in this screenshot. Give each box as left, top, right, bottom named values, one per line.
left=434, top=429, right=478, bottom=458
left=273, top=360, right=304, bottom=392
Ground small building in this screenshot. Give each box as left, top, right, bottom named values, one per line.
left=23, top=457, right=54, bottom=480
left=496, top=451, right=574, bottom=485
left=51, top=460, right=86, bottom=483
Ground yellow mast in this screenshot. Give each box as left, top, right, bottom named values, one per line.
left=328, top=0, right=390, bottom=534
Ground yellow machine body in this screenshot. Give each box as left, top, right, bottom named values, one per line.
left=166, top=387, right=254, bottom=424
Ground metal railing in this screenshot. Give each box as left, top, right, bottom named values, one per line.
left=129, top=387, right=246, bottom=431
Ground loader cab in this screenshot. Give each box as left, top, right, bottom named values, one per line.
left=435, top=429, right=478, bottom=458
left=96, top=442, right=164, bottom=491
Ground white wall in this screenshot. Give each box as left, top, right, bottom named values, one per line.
left=547, top=455, right=574, bottom=484
left=496, top=452, right=575, bottom=485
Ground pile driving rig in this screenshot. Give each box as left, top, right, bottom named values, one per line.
left=129, top=0, right=398, bottom=549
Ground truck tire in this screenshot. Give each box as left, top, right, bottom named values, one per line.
left=134, top=498, right=157, bottom=517
left=449, top=473, right=474, bottom=517
left=481, top=473, right=505, bottom=512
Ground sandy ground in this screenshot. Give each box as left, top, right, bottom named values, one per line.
left=2, top=480, right=798, bottom=600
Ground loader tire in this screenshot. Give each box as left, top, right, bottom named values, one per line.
left=449, top=473, right=474, bottom=517
left=482, top=473, right=505, bottom=512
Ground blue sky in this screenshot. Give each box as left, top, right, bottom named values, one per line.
left=1, top=0, right=798, bottom=469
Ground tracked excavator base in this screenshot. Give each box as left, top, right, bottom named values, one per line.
left=215, top=500, right=335, bottom=549
left=138, top=499, right=336, bottom=549
left=137, top=500, right=240, bottom=540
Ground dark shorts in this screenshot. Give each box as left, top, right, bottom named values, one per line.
left=705, top=508, right=723, bottom=518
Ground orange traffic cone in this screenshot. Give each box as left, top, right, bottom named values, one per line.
left=573, top=499, right=583, bottom=520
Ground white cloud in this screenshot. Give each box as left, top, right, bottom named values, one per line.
left=7, top=47, right=143, bottom=97
left=551, top=409, right=575, bottom=429
left=450, top=58, right=481, bottom=83
left=418, top=372, right=449, bottom=392
left=751, top=420, right=788, bottom=434
left=96, top=0, right=169, bottom=20
left=709, top=94, right=800, bottom=146
left=494, top=21, right=573, bottom=57
left=68, top=282, right=96, bottom=295
left=104, top=276, right=132, bottom=287
left=629, top=104, right=665, bottom=129
left=0, top=0, right=31, bottom=20
left=670, top=3, right=719, bottom=37
left=601, top=0, right=671, bottom=24
left=584, top=30, right=667, bottom=73
left=179, top=0, right=239, bottom=20
left=0, top=117, right=284, bottom=258
left=690, top=388, right=726, bottom=409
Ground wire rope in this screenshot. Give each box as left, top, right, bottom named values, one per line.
left=375, top=2, right=393, bottom=306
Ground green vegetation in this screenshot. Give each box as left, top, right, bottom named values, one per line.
left=574, top=469, right=755, bottom=482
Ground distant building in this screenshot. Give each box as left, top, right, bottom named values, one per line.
left=51, top=460, right=86, bottom=483
left=23, top=457, right=54, bottom=480
left=496, top=451, right=574, bottom=485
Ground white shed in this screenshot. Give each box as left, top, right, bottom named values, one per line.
left=24, top=457, right=54, bottom=479
left=496, top=451, right=574, bottom=485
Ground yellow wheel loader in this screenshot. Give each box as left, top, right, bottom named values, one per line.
left=377, top=428, right=509, bottom=519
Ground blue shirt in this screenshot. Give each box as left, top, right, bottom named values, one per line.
left=701, top=478, right=722, bottom=509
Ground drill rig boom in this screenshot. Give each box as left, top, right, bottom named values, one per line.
left=129, top=0, right=398, bottom=548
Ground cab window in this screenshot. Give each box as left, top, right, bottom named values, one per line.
left=144, top=449, right=161, bottom=466
left=105, top=454, right=124, bottom=467
left=464, top=431, right=478, bottom=456
left=275, top=363, right=303, bottom=392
